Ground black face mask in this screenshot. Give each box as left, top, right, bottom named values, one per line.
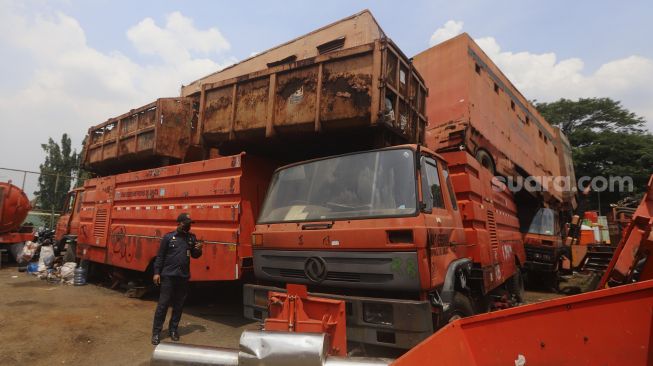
left=178, top=222, right=191, bottom=233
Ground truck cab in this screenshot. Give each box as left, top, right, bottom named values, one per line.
left=523, top=207, right=570, bottom=288
left=245, top=145, right=525, bottom=349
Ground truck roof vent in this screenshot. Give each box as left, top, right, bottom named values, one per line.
left=317, top=37, right=346, bottom=55
left=267, top=55, right=297, bottom=68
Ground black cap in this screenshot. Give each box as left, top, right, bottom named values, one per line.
left=176, top=213, right=194, bottom=224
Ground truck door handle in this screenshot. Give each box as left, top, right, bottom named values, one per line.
left=301, top=223, right=333, bottom=230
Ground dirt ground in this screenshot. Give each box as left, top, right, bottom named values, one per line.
left=0, top=265, right=257, bottom=366
left=1, top=263, right=588, bottom=365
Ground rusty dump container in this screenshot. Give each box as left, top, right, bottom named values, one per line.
left=82, top=98, right=197, bottom=174
left=191, top=11, right=427, bottom=149
left=413, top=33, right=576, bottom=208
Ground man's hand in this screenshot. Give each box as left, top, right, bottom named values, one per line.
left=153, top=274, right=161, bottom=286
left=194, top=242, right=203, bottom=251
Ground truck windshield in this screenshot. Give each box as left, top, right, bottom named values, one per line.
left=528, top=208, right=560, bottom=236
left=258, top=148, right=417, bottom=223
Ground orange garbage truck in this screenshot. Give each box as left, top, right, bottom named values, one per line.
left=244, top=145, right=525, bottom=349
left=55, top=153, right=274, bottom=282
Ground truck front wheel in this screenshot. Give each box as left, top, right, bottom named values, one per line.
left=507, top=268, right=525, bottom=303
left=440, top=292, right=475, bottom=327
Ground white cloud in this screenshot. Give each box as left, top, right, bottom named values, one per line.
left=473, top=36, right=653, bottom=132
left=427, top=20, right=653, bottom=132
left=127, top=11, right=230, bottom=64
left=0, top=6, right=236, bottom=196
left=429, top=20, right=463, bottom=46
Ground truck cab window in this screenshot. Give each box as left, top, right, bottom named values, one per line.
left=421, top=157, right=445, bottom=210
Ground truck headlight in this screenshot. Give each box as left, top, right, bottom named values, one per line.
left=254, top=290, right=269, bottom=307
left=363, top=303, right=393, bottom=326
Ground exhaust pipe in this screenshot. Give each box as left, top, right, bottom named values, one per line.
left=151, top=331, right=393, bottom=366
left=151, top=342, right=239, bottom=366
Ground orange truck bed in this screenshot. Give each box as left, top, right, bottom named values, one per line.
left=76, top=153, right=274, bottom=281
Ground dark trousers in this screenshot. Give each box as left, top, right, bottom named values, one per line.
left=152, top=276, right=189, bottom=335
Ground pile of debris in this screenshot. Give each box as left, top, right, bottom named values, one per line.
left=16, top=227, right=83, bottom=285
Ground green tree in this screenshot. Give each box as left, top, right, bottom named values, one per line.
left=35, top=134, right=80, bottom=211
left=536, top=97, right=645, bottom=137
left=535, top=98, right=652, bottom=214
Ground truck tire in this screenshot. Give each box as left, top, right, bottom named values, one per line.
left=440, top=292, right=475, bottom=327
left=507, top=269, right=525, bottom=303
left=475, top=150, right=495, bottom=176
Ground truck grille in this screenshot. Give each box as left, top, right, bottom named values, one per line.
left=255, top=250, right=419, bottom=291
left=274, top=268, right=393, bottom=283
left=93, top=208, right=108, bottom=238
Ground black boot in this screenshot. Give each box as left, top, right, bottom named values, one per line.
left=151, top=333, right=161, bottom=345
left=170, top=330, right=180, bottom=342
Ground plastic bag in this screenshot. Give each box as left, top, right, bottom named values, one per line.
left=60, top=262, right=77, bottom=284
left=18, top=241, right=39, bottom=264
left=37, top=245, right=55, bottom=272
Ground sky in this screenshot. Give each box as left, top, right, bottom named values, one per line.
left=1, top=0, right=652, bottom=197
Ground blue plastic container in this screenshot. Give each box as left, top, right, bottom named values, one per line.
left=27, top=262, right=39, bottom=273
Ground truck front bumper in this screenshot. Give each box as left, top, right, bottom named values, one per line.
left=243, top=284, right=433, bottom=350
left=524, top=245, right=568, bottom=272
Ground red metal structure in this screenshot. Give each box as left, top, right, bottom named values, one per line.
left=600, top=174, right=653, bottom=287
left=265, top=284, right=347, bottom=356
left=391, top=279, right=653, bottom=365
left=73, top=153, right=274, bottom=281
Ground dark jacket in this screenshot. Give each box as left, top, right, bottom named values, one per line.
left=153, top=230, right=202, bottom=279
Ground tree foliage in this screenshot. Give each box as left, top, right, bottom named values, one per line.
left=536, top=97, right=645, bottom=137
left=35, top=134, right=80, bottom=211
left=536, top=98, right=652, bottom=213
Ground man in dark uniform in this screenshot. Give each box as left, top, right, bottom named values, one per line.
left=151, top=213, right=203, bottom=345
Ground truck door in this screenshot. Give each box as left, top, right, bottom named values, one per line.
left=420, top=155, right=462, bottom=287
left=55, top=191, right=76, bottom=242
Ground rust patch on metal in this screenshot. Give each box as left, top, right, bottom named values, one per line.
left=277, top=76, right=317, bottom=100
left=323, top=72, right=372, bottom=111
